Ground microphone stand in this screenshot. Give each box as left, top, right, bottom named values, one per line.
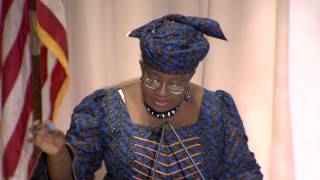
left=151, top=122, right=206, bottom=180
left=168, top=122, right=206, bottom=180
left=151, top=123, right=166, bottom=180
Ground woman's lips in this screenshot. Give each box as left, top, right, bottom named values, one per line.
left=152, top=98, right=168, bottom=107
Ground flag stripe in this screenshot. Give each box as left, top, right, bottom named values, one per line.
left=1, top=0, right=26, bottom=62
left=1, top=0, right=69, bottom=178
left=13, top=115, right=34, bottom=179
left=40, top=46, right=48, bottom=86
left=1, top=40, right=31, bottom=177
left=1, top=36, right=31, bottom=150
left=3, top=76, right=32, bottom=178
left=38, top=0, right=66, bottom=28
left=36, top=0, right=68, bottom=56
left=42, top=50, right=56, bottom=121
left=0, top=0, right=14, bottom=68
left=1, top=0, right=29, bottom=106
left=1, top=0, right=13, bottom=23
left=50, top=63, right=66, bottom=119
left=2, top=47, right=48, bottom=178
left=27, top=150, right=37, bottom=178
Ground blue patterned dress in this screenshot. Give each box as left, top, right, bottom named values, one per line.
left=66, top=88, right=263, bottom=180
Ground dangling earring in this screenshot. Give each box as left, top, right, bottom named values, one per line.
left=184, top=88, right=192, bottom=101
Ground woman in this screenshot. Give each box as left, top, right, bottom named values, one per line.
left=30, top=14, right=263, bottom=179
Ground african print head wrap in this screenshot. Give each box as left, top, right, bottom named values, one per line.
left=129, top=14, right=227, bottom=74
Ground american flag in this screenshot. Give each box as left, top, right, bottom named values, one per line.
left=0, top=0, right=69, bottom=179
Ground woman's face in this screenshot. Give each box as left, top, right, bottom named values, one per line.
left=140, top=61, right=193, bottom=112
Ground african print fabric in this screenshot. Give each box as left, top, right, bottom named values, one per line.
left=129, top=14, right=227, bottom=74
left=66, top=88, right=263, bottom=180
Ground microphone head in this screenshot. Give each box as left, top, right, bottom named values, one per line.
left=162, top=122, right=170, bottom=132
left=151, top=122, right=170, bottom=137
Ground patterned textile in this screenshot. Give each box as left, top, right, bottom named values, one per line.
left=128, top=14, right=227, bottom=74
left=66, top=89, right=263, bottom=180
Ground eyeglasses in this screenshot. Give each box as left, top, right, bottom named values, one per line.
left=142, top=75, right=185, bottom=95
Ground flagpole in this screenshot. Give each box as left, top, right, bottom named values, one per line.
left=29, top=0, right=42, bottom=123
left=28, top=0, right=48, bottom=178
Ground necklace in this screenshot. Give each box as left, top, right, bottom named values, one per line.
left=145, top=104, right=180, bottom=119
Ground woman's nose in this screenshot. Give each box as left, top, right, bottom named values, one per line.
left=156, top=83, right=169, bottom=97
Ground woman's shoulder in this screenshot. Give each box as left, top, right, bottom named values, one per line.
left=189, top=83, right=237, bottom=108
left=72, top=88, right=122, bottom=115
left=211, top=89, right=237, bottom=108
left=200, top=89, right=242, bottom=132
left=195, top=86, right=234, bottom=104
left=77, top=88, right=118, bottom=104
left=199, top=89, right=240, bottom=125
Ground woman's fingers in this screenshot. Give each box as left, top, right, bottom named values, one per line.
left=29, top=120, right=42, bottom=134
left=28, top=120, right=65, bottom=155
left=28, top=120, right=41, bottom=142
left=28, top=121, right=47, bottom=141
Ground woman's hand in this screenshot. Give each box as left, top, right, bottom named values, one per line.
left=28, top=120, right=66, bottom=156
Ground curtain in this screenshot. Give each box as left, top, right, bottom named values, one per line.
left=289, top=0, right=320, bottom=179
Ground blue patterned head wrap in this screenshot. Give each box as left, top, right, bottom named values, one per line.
left=129, top=14, right=227, bottom=74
